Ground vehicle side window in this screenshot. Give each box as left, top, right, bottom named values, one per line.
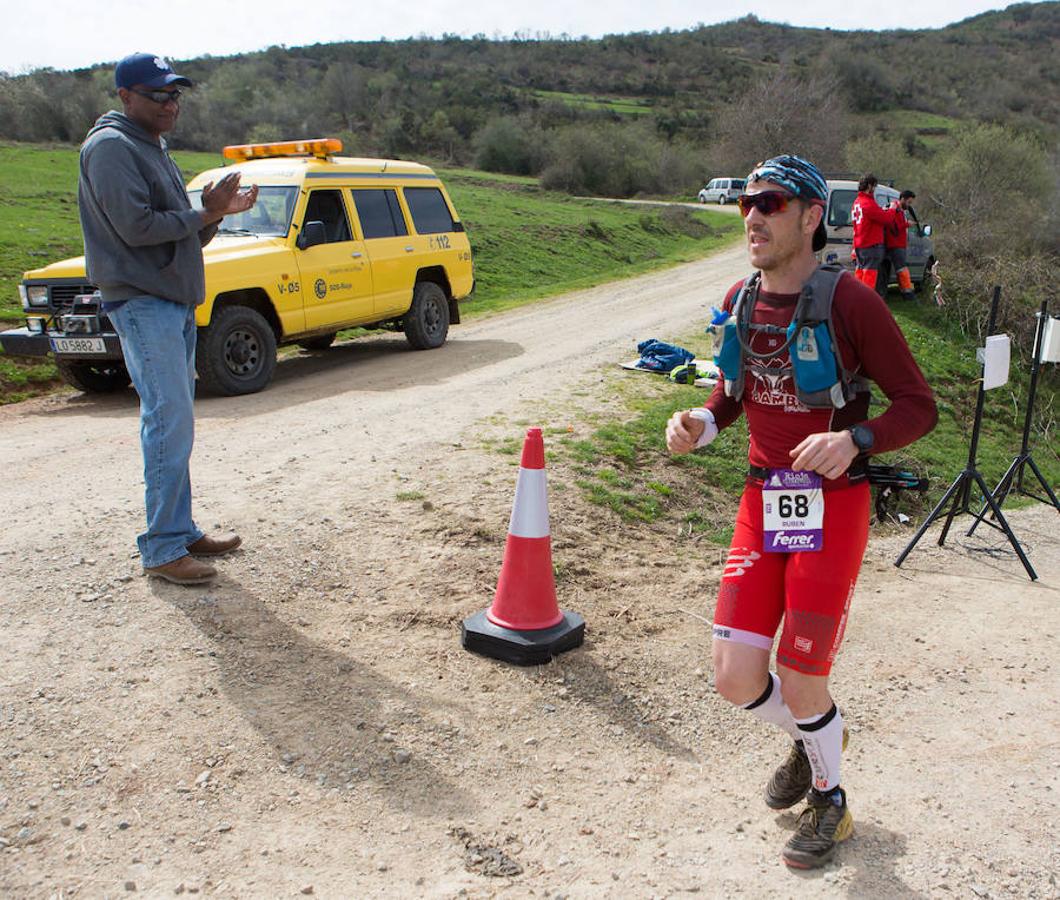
left=302, top=190, right=351, bottom=243
left=827, top=190, right=857, bottom=227
left=732, top=179, right=746, bottom=190
left=350, top=189, right=409, bottom=239
left=721, top=180, right=730, bottom=189
left=708, top=180, right=718, bottom=190
left=404, top=187, right=456, bottom=234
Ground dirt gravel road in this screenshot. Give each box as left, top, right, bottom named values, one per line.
left=1, top=244, right=1058, bottom=899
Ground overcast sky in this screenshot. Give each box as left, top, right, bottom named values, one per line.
left=1, top=0, right=1017, bottom=74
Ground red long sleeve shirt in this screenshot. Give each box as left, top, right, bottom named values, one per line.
left=705, top=272, right=937, bottom=472
left=885, top=206, right=908, bottom=250
left=852, top=191, right=900, bottom=248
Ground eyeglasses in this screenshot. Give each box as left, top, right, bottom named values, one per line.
left=737, top=191, right=793, bottom=217
left=129, top=88, right=183, bottom=104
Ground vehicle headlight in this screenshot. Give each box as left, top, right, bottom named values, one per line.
left=24, top=285, right=48, bottom=308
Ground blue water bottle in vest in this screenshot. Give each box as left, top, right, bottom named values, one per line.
left=709, top=307, right=741, bottom=381
left=786, top=319, right=839, bottom=393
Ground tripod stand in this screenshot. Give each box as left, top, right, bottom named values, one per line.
left=967, top=299, right=1060, bottom=538
left=895, top=286, right=1038, bottom=581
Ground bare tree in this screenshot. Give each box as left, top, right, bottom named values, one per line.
left=711, top=67, right=849, bottom=175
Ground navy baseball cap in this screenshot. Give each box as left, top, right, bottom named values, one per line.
left=747, top=154, right=829, bottom=251
left=115, top=53, right=192, bottom=90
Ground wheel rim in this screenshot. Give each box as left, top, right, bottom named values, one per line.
left=223, top=328, right=262, bottom=377
left=423, top=297, right=443, bottom=339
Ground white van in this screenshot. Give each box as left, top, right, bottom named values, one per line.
left=698, top=177, right=746, bottom=204
left=818, top=179, right=935, bottom=292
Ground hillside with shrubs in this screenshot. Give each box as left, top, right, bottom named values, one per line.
left=0, top=2, right=1056, bottom=347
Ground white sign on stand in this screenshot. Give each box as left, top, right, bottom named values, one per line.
left=981, top=334, right=1011, bottom=391
left=1040, top=315, right=1060, bottom=364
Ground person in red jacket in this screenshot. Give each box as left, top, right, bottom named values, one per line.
left=851, top=174, right=900, bottom=291
left=666, top=154, right=936, bottom=870
left=884, top=190, right=918, bottom=301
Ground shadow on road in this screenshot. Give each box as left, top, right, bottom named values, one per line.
left=29, top=335, right=524, bottom=420
left=159, top=576, right=473, bottom=819
left=774, top=812, right=928, bottom=898
left=521, top=644, right=696, bottom=761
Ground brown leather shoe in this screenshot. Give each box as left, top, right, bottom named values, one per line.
left=144, top=555, right=217, bottom=585
left=186, top=533, right=242, bottom=557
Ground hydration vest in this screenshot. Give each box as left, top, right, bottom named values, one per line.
left=711, top=265, right=869, bottom=409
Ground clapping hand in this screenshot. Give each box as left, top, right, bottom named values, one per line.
left=201, top=172, right=259, bottom=221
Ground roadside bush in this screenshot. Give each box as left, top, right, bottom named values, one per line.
left=828, top=52, right=896, bottom=113
left=931, top=252, right=1058, bottom=369
left=922, top=123, right=1059, bottom=355
left=539, top=122, right=699, bottom=197
left=659, top=205, right=715, bottom=237
left=473, top=116, right=549, bottom=175
left=926, top=123, right=1055, bottom=258
left=843, top=133, right=927, bottom=191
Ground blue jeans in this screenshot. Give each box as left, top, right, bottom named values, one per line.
left=108, top=297, right=203, bottom=567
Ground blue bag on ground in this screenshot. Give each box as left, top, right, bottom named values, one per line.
left=636, top=339, right=694, bottom=372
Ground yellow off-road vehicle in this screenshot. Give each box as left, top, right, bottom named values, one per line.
left=2, top=138, right=475, bottom=395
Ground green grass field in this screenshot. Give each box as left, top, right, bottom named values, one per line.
left=0, top=142, right=221, bottom=321
left=532, top=90, right=655, bottom=116
left=854, top=109, right=963, bottom=151
left=444, top=176, right=738, bottom=317
left=0, top=142, right=740, bottom=403
left=552, top=299, right=1059, bottom=540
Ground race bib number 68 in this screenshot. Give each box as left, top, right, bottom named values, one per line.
left=762, top=469, right=824, bottom=553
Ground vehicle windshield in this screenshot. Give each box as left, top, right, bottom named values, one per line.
left=827, top=189, right=857, bottom=228
left=187, top=185, right=298, bottom=237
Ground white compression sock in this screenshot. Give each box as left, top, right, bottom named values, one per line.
left=795, top=704, right=844, bottom=793
left=742, top=671, right=800, bottom=741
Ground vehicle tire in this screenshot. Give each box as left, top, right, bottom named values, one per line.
left=403, top=281, right=450, bottom=350
left=718, top=195, right=727, bottom=205
left=297, top=332, right=337, bottom=351
left=55, top=359, right=131, bottom=393
left=698, top=195, right=706, bottom=204
left=195, top=305, right=277, bottom=396
left=915, top=257, right=936, bottom=293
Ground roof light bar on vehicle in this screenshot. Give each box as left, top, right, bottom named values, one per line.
left=222, top=138, right=343, bottom=161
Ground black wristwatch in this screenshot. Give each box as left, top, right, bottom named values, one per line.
left=848, top=424, right=875, bottom=453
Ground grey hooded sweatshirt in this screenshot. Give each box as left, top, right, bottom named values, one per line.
left=77, top=111, right=218, bottom=306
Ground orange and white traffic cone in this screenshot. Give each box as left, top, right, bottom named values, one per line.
left=461, top=427, right=585, bottom=665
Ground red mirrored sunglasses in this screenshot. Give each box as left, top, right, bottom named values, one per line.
left=737, top=191, right=793, bottom=217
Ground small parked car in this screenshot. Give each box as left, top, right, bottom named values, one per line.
left=698, top=177, right=746, bottom=204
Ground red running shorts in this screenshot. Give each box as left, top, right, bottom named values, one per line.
left=712, top=480, right=870, bottom=676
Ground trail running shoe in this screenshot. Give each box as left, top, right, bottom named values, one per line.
left=782, top=788, right=854, bottom=869
left=764, top=742, right=812, bottom=810
left=764, top=726, right=849, bottom=810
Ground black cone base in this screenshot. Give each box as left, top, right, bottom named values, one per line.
left=461, top=609, right=585, bottom=666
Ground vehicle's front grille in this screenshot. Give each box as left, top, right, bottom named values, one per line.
left=50, top=283, right=97, bottom=310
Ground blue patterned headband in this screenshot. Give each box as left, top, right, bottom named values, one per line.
left=747, top=154, right=827, bottom=204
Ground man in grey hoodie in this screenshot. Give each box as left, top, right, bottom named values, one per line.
left=78, top=52, right=258, bottom=585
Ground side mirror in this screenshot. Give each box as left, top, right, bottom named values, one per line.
left=921, top=224, right=932, bottom=237
left=297, top=220, right=327, bottom=250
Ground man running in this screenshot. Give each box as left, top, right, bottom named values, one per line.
left=666, top=155, right=936, bottom=868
